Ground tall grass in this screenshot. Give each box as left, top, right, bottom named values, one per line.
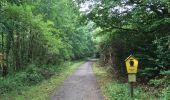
left=0, top=61, right=84, bottom=100
left=92, top=63, right=167, bottom=100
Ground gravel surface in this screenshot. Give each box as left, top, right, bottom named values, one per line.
left=50, top=62, right=104, bottom=100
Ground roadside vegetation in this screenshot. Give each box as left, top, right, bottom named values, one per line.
left=0, top=0, right=170, bottom=99
left=0, top=61, right=84, bottom=100
left=76, top=0, right=170, bottom=99
left=92, top=62, right=169, bottom=100
left=0, top=0, right=95, bottom=98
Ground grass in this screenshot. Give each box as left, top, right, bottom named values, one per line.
left=92, top=62, right=162, bottom=100
left=0, top=61, right=84, bottom=100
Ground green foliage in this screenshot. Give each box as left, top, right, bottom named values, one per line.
left=0, top=0, right=95, bottom=74
left=149, top=70, right=170, bottom=88
left=0, top=1, right=95, bottom=96
left=93, top=62, right=158, bottom=100
left=149, top=78, right=166, bottom=87
left=82, top=0, right=170, bottom=82
left=105, top=83, right=130, bottom=100
left=153, top=36, right=170, bottom=71
left=0, top=61, right=84, bottom=99
left=25, top=64, right=44, bottom=84
left=0, top=61, right=81, bottom=94
left=0, top=0, right=95, bottom=79
left=160, top=70, right=170, bottom=76
left=0, top=64, right=43, bottom=94
left=160, top=85, right=170, bottom=100
left=105, top=82, right=159, bottom=100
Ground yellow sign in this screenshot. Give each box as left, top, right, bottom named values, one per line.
left=125, top=55, right=138, bottom=74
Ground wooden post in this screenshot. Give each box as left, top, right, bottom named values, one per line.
left=130, top=82, right=133, bottom=98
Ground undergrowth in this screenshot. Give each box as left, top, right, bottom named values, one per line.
left=0, top=61, right=84, bottom=100
left=92, top=62, right=170, bottom=100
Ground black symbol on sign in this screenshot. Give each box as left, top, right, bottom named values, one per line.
left=129, top=59, right=134, bottom=67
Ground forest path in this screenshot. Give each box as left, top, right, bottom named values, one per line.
left=50, top=62, right=104, bottom=100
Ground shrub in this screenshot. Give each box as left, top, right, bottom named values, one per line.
left=105, top=82, right=157, bottom=100
left=0, top=64, right=45, bottom=94
left=0, top=72, right=28, bottom=94
left=160, top=85, right=170, bottom=99
left=149, top=78, right=165, bottom=87
left=25, top=64, right=44, bottom=85
left=105, top=82, right=131, bottom=100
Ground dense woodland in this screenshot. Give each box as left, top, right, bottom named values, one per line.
left=0, top=0, right=170, bottom=99
left=0, top=0, right=95, bottom=75
left=78, top=0, right=170, bottom=97
left=79, top=0, right=170, bottom=81
left=0, top=0, right=95, bottom=94
left=78, top=0, right=170, bottom=98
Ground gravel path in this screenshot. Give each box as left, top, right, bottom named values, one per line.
left=50, top=62, right=104, bottom=100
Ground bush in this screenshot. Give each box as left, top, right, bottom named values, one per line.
left=149, top=78, right=165, bottom=87
left=160, top=85, right=170, bottom=99
left=105, top=82, right=159, bottom=100
left=0, top=72, right=28, bottom=94
left=105, top=82, right=131, bottom=100
left=25, top=64, right=44, bottom=84
left=14, top=72, right=28, bottom=84
left=0, top=64, right=52, bottom=94
left=0, top=77, right=15, bottom=94
left=149, top=70, right=170, bottom=88
left=160, top=70, right=170, bottom=76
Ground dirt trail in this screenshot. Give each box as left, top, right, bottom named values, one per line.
left=50, top=62, right=104, bottom=100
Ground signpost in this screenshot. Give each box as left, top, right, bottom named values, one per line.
left=125, top=55, right=138, bottom=98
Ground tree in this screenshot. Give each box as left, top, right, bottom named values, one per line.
left=79, top=0, right=170, bottom=81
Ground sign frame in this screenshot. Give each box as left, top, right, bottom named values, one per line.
left=125, top=55, right=138, bottom=74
